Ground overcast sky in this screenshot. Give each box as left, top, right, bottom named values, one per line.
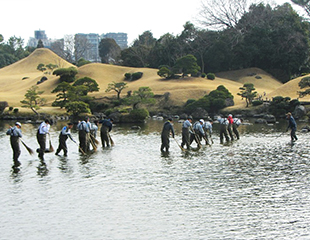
left=0, top=0, right=303, bottom=46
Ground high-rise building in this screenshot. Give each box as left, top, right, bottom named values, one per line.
left=101, top=32, right=128, bottom=49
left=27, top=30, right=52, bottom=48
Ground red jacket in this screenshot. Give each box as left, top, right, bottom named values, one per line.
left=227, top=116, right=234, bottom=124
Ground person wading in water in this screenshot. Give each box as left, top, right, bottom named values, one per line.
left=286, top=112, right=298, bottom=142
left=55, top=123, right=75, bottom=157
left=160, top=118, right=175, bottom=152
left=6, top=122, right=22, bottom=168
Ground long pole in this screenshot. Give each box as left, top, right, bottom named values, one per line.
left=173, top=137, right=186, bottom=152
left=190, top=126, right=202, bottom=148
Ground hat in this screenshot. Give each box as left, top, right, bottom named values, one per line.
left=228, top=114, right=232, bottom=117
left=15, top=122, right=21, bottom=127
left=168, top=118, right=173, bottom=121
left=199, top=119, right=204, bottom=124
left=286, top=112, right=292, bottom=116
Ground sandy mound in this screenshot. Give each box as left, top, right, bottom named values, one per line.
left=0, top=48, right=307, bottom=110
left=267, top=75, right=310, bottom=101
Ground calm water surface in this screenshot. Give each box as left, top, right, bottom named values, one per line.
left=0, top=119, right=310, bottom=240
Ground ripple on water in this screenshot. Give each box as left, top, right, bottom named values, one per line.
left=0, top=124, right=310, bottom=239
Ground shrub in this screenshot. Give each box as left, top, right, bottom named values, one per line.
left=127, top=108, right=149, bottom=122
left=201, top=73, right=206, bottom=78
left=157, top=67, right=173, bottom=79
left=65, top=101, right=91, bottom=116
left=9, top=106, right=13, bottom=111
left=53, top=67, right=78, bottom=83
left=206, top=73, right=215, bottom=80
left=124, top=73, right=132, bottom=80
left=132, top=72, right=143, bottom=81
left=252, top=100, right=263, bottom=106
left=185, top=99, right=196, bottom=106
left=37, top=76, right=48, bottom=85
left=13, top=108, right=19, bottom=113
left=0, top=101, right=8, bottom=113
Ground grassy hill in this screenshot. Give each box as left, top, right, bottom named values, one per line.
left=0, top=48, right=308, bottom=112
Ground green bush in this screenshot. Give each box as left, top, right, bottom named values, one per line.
left=207, top=73, right=215, bottom=80
left=132, top=72, right=143, bottom=80
left=184, top=85, right=233, bottom=114
left=123, top=108, right=149, bottom=122
left=201, top=73, right=206, bottom=78
left=9, top=106, right=13, bottom=111
left=53, top=67, right=78, bottom=83
left=124, top=73, right=132, bottom=80
left=13, top=108, right=19, bottom=113
left=252, top=100, right=263, bottom=106
left=268, top=96, right=299, bottom=117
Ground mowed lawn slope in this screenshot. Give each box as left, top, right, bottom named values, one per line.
left=1, top=48, right=306, bottom=110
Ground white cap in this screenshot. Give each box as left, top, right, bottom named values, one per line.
left=15, top=122, right=21, bottom=127
left=199, top=119, right=204, bottom=124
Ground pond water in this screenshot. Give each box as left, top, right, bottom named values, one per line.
left=0, top=118, right=310, bottom=240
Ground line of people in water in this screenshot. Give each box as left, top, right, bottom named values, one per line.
left=6, top=112, right=298, bottom=168
left=6, top=117, right=114, bottom=169
left=160, top=114, right=243, bottom=152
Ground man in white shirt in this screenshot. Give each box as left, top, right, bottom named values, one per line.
left=36, top=119, right=50, bottom=159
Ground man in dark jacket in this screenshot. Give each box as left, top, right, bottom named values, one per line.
left=161, top=118, right=175, bottom=152
left=100, top=118, right=113, bottom=147
left=55, top=123, right=74, bottom=156
left=286, top=112, right=298, bottom=142
left=6, top=122, right=22, bottom=167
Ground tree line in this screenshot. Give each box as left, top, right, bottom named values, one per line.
left=1, top=1, right=310, bottom=84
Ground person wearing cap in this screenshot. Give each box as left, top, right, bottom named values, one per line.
left=286, top=112, right=298, bottom=142
left=37, top=119, right=50, bottom=159
left=227, top=114, right=234, bottom=141
left=100, top=118, right=114, bottom=147
left=190, top=119, right=205, bottom=147
left=77, top=118, right=91, bottom=153
left=218, top=116, right=230, bottom=144
left=181, top=116, right=193, bottom=150
left=55, top=123, right=75, bottom=156
left=160, top=118, right=175, bottom=152
left=203, top=118, right=213, bottom=145
left=6, top=122, right=22, bottom=167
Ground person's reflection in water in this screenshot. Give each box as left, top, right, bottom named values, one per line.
left=37, top=159, right=48, bottom=177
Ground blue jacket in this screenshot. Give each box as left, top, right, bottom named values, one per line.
left=287, top=116, right=297, bottom=130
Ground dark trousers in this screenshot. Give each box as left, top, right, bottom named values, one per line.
left=190, top=130, right=203, bottom=146
left=161, top=131, right=170, bottom=151
left=100, top=127, right=110, bottom=147
left=56, top=135, right=68, bottom=155
left=37, top=131, right=46, bottom=159
left=291, top=128, right=298, bottom=141
left=181, top=127, right=190, bottom=149
left=79, top=131, right=89, bottom=153
left=232, top=124, right=240, bottom=139
left=220, top=125, right=229, bottom=144
left=10, top=136, right=21, bottom=165
left=227, top=123, right=234, bottom=140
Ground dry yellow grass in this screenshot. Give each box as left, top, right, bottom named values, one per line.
left=0, top=48, right=307, bottom=111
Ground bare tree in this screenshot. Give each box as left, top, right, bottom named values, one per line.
left=198, top=0, right=251, bottom=30
left=291, top=0, right=310, bottom=18
left=74, top=34, right=93, bottom=62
